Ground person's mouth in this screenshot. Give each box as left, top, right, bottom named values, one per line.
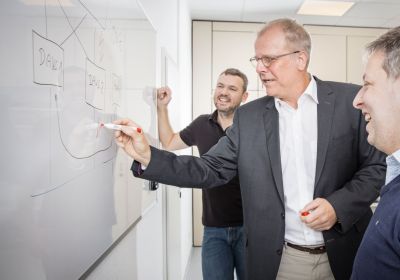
left=364, top=112, right=371, bottom=123
left=262, top=78, right=275, bottom=85
left=217, top=96, right=230, bottom=103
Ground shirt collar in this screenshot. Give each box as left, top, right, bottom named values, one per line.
left=208, top=110, right=219, bottom=124
left=390, top=149, right=400, bottom=161
left=304, top=75, right=319, bottom=104
left=385, top=148, right=400, bottom=184
left=274, top=74, right=318, bottom=110
left=386, top=149, right=400, bottom=166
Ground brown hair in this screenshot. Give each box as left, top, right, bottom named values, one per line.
left=366, top=26, right=400, bottom=79
left=220, top=68, right=248, bottom=92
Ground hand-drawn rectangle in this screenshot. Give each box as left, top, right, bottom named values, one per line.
left=85, top=58, right=106, bottom=110
left=32, top=30, right=64, bottom=87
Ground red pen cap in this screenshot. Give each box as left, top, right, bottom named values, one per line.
left=301, top=211, right=310, bottom=217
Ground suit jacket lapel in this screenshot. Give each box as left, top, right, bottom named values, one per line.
left=263, top=99, right=284, bottom=204
left=315, top=78, right=335, bottom=189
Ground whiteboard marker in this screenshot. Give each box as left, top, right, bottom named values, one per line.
left=101, top=123, right=142, bottom=133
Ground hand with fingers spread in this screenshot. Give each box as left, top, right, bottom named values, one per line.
left=113, top=118, right=151, bottom=166
left=300, top=198, right=338, bottom=231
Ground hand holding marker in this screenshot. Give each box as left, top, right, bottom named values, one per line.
left=101, top=123, right=142, bottom=133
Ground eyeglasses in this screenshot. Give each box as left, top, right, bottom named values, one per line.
left=249, top=51, right=300, bottom=68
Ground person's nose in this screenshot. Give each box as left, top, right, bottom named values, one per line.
left=218, top=86, right=228, bottom=95
left=256, top=60, right=268, bottom=74
left=353, top=88, right=364, bottom=109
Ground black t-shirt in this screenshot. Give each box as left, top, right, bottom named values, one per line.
left=179, top=111, right=243, bottom=227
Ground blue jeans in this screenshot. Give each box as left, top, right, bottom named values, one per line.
left=202, top=226, right=245, bottom=280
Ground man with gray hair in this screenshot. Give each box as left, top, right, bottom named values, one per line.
left=114, top=18, right=386, bottom=280
left=351, top=26, right=400, bottom=279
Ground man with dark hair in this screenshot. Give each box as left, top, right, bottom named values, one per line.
left=352, top=26, right=400, bottom=279
left=157, top=68, right=248, bottom=280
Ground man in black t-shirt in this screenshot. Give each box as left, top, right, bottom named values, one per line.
left=157, top=68, right=248, bottom=280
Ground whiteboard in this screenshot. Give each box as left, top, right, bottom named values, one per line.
left=0, top=0, right=157, bottom=279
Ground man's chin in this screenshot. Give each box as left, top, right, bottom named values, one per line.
left=367, top=134, right=375, bottom=147
left=215, top=104, right=228, bottom=110
left=216, top=107, right=235, bottom=115
left=265, top=89, right=277, bottom=97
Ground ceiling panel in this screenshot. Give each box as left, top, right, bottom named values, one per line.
left=188, top=0, right=400, bottom=28
left=241, top=12, right=294, bottom=23
left=294, top=14, right=342, bottom=26
left=337, top=16, right=390, bottom=28
left=189, top=0, right=244, bottom=13
left=383, top=15, right=400, bottom=28
left=346, top=2, right=400, bottom=18
left=243, top=0, right=302, bottom=13
left=360, top=0, right=400, bottom=3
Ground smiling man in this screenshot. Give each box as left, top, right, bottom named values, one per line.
left=157, top=68, right=248, bottom=280
left=114, top=19, right=386, bottom=280
left=351, top=26, right=400, bottom=280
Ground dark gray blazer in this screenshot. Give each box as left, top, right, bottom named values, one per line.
left=135, top=77, right=386, bottom=280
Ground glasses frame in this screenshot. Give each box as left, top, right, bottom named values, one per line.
left=249, top=51, right=300, bottom=68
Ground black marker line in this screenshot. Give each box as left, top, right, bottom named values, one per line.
left=85, top=101, right=104, bottom=111
left=33, top=81, right=63, bottom=87
left=103, top=156, right=115, bottom=164
left=54, top=93, right=113, bottom=160
left=32, top=30, right=65, bottom=49
left=77, top=0, right=106, bottom=30
left=60, top=14, right=87, bottom=46
left=30, top=159, right=114, bottom=197
left=45, top=0, right=48, bottom=37
left=31, top=171, right=78, bottom=197
left=85, top=57, right=106, bottom=110
left=57, top=0, right=88, bottom=58
left=32, top=30, right=64, bottom=87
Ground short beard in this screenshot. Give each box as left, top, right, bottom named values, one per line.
left=216, top=105, right=237, bottom=117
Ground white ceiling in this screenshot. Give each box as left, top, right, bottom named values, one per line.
left=188, top=0, right=400, bottom=28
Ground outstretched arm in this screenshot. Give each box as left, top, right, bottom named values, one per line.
left=157, top=87, right=188, bottom=151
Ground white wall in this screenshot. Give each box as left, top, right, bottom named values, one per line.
left=177, top=0, right=193, bottom=278
left=86, top=0, right=193, bottom=279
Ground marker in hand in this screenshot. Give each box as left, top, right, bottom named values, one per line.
left=300, top=211, right=310, bottom=223
left=301, top=211, right=310, bottom=217
left=101, top=123, right=142, bottom=133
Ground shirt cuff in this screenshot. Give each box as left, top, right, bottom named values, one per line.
left=131, top=160, right=146, bottom=176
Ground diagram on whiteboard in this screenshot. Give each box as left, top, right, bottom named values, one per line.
left=26, top=0, right=159, bottom=198
left=30, top=1, right=125, bottom=196
left=0, top=0, right=158, bottom=279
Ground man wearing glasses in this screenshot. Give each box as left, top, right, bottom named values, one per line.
left=114, top=18, right=386, bottom=280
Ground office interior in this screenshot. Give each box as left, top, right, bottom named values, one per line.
left=1, top=0, right=399, bottom=279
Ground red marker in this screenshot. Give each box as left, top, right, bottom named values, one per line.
left=301, top=211, right=310, bottom=217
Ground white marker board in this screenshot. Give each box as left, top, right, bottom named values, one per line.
left=0, top=0, right=157, bottom=279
